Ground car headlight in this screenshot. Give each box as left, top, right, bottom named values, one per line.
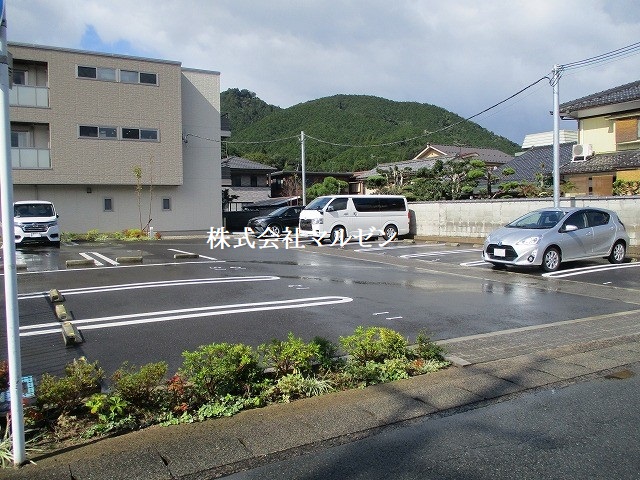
left=515, top=236, right=540, bottom=246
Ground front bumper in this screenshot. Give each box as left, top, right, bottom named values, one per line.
left=15, top=226, right=60, bottom=244
left=483, top=243, right=542, bottom=267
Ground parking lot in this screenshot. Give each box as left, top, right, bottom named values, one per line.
left=3, top=236, right=640, bottom=389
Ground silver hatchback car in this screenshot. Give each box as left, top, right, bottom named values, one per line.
left=483, top=207, right=629, bottom=272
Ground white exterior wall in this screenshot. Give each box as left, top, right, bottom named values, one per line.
left=410, top=197, right=640, bottom=246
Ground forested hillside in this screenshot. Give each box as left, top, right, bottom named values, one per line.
left=221, top=91, right=519, bottom=172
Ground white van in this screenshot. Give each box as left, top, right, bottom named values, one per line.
left=13, top=200, right=61, bottom=246
left=298, top=195, right=409, bottom=242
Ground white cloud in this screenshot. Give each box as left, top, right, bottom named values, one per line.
left=7, top=0, right=640, bottom=144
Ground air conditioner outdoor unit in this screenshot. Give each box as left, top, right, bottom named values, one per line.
left=572, top=144, right=593, bottom=160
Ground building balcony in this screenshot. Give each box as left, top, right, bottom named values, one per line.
left=12, top=148, right=51, bottom=169
left=9, top=85, right=49, bottom=108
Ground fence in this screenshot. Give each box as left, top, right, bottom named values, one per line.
left=409, top=196, right=640, bottom=246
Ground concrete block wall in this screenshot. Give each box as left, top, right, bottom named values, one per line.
left=410, top=196, right=640, bottom=246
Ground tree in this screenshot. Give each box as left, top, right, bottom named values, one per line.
left=306, top=177, right=348, bottom=201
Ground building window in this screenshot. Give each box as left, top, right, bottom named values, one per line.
left=77, top=66, right=97, bottom=78
left=162, top=198, right=171, bottom=211
left=122, top=128, right=159, bottom=141
left=231, top=175, right=242, bottom=187
left=139, top=72, right=158, bottom=85
left=104, top=198, right=113, bottom=212
left=97, top=67, right=116, bottom=81
left=11, top=130, right=29, bottom=148
left=13, top=70, right=27, bottom=85
left=78, top=66, right=158, bottom=85
left=250, top=175, right=258, bottom=187
left=615, top=117, right=639, bottom=144
left=79, top=125, right=118, bottom=139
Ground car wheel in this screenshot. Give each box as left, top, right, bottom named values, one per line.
left=267, top=224, right=282, bottom=236
left=541, top=247, right=561, bottom=272
left=330, top=226, right=346, bottom=243
left=608, top=241, right=626, bottom=264
left=383, top=224, right=398, bottom=241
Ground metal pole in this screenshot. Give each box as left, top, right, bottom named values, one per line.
left=300, top=131, right=306, bottom=205
left=0, top=11, right=26, bottom=465
left=552, top=65, right=561, bottom=207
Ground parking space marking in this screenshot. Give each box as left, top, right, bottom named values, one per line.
left=542, top=262, right=640, bottom=278
left=19, top=296, right=353, bottom=337
left=460, top=260, right=489, bottom=267
left=87, top=251, right=119, bottom=265
left=18, top=275, right=280, bottom=300
left=401, top=248, right=481, bottom=259
left=80, top=252, right=102, bottom=266
left=168, top=248, right=218, bottom=261
left=354, top=243, right=446, bottom=253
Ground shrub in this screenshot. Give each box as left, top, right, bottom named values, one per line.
left=259, top=332, right=320, bottom=377
left=312, top=336, right=342, bottom=371
left=110, top=362, right=168, bottom=409
left=340, top=326, right=409, bottom=365
left=262, top=373, right=334, bottom=403
left=83, top=393, right=136, bottom=437
left=414, top=330, right=446, bottom=361
left=36, top=358, right=104, bottom=413
left=179, top=343, right=262, bottom=402
left=343, top=358, right=410, bottom=387
left=0, top=361, right=8, bottom=392
left=84, top=229, right=101, bottom=241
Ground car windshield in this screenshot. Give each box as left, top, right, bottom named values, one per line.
left=14, top=204, right=54, bottom=217
left=304, top=197, right=331, bottom=211
left=506, top=210, right=565, bottom=229
left=268, top=207, right=290, bottom=217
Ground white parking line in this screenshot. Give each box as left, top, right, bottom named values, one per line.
left=543, top=262, right=640, bottom=278
left=18, top=276, right=280, bottom=300
left=168, top=248, right=218, bottom=261
left=401, top=248, right=481, bottom=259
left=79, top=252, right=102, bottom=266
left=460, top=260, right=489, bottom=267
left=20, top=296, right=353, bottom=337
left=86, top=251, right=119, bottom=265
left=355, top=243, right=446, bottom=253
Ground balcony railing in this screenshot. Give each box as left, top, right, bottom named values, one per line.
left=9, top=85, right=49, bottom=108
left=11, top=148, right=51, bottom=169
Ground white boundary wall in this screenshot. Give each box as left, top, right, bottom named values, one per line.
left=409, top=196, right=640, bottom=246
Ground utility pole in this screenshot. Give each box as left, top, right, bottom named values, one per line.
left=552, top=64, right=561, bottom=207
left=0, top=2, right=27, bottom=465
left=300, top=131, right=306, bottom=205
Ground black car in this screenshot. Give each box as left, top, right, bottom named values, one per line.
left=246, top=206, right=304, bottom=236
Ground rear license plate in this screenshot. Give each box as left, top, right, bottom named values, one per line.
left=494, top=248, right=506, bottom=257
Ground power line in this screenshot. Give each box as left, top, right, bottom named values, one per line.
left=560, top=41, right=640, bottom=71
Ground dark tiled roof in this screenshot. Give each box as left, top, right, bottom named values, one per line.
left=222, top=156, right=277, bottom=172
left=559, top=148, right=640, bottom=174
left=354, top=157, right=452, bottom=180
left=427, top=144, right=513, bottom=164
left=559, top=80, right=640, bottom=114
left=500, top=143, right=574, bottom=182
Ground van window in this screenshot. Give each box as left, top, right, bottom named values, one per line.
left=380, top=197, right=407, bottom=211
left=352, top=197, right=379, bottom=212
left=328, top=198, right=348, bottom=211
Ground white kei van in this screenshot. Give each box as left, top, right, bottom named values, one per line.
left=13, top=200, right=61, bottom=246
left=298, top=195, right=410, bottom=242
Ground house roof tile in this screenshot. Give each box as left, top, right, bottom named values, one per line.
left=223, top=156, right=277, bottom=172
left=559, top=80, right=640, bottom=114
left=559, top=148, right=640, bottom=174
left=500, top=143, right=574, bottom=182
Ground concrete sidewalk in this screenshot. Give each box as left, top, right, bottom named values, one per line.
left=3, top=310, right=639, bottom=480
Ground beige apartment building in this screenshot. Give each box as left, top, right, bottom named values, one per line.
left=8, top=42, right=223, bottom=234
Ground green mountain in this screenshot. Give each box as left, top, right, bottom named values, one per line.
left=221, top=91, right=519, bottom=172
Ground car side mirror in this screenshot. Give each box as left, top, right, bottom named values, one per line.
left=326, top=206, right=334, bottom=212
left=562, top=224, right=578, bottom=232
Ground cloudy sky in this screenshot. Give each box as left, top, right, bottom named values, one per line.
left=7, top=0, right=640, bottom=145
